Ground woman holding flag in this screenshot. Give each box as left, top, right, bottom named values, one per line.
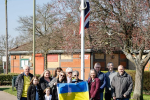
left=72, top=70, right=83, bottom=83
left=49, top=71, right=67, bottom=100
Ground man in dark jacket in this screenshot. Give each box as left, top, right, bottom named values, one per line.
left=15, top=65, right=33, bottom=100
left=111, top=65, right=133, bottom=100
left=94, top=62, right=106, bottom=100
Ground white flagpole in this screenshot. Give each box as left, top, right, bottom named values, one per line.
left=81, top=0, right=85, bottom=80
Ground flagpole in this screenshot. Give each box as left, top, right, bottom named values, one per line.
left=81, top=0, right=85, bottom=80
left=5, top=0, right=8, bottom=74
left=33, top=0, right=36, bottom=75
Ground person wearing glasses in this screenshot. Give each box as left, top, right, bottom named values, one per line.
left=66, top=67, right=73, bottom=83
left=72, top=70, right=83, bottom=83
left=94, top=62, right=106, bottom=100
left=49, top=71, right=67, bottom=100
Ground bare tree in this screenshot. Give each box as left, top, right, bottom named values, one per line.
left=88, top=0, right=150, bottom=100
left=16, top=2, right=66, bottom=69
left=0, top=35, right=17, bottom=56
left=0, top=34, right=17, bottom=73
left=16, top=2, right=60, bottom=36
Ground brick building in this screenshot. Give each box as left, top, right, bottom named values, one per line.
left=9, top=44, right=150, bottom=80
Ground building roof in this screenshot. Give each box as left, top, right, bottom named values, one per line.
left=9, top=38, right=92, bottom=55
left=9, top=42, right=32, bottom=51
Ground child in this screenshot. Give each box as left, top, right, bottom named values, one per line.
left=27, top=76, right=44, bottom=100
left=44, top=87, right=52, bottom=100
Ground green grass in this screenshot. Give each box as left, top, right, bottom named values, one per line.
left=130, top=93, right=150, bottom=100
left=102, top=93, right=150, bottom=100
left=0, top=87, right=17, bottom=96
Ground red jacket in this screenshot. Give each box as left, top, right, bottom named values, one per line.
left=88, top=78, right=100, bottom=99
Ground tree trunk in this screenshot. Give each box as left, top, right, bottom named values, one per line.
left=133, top=65, right=144, bottom=100
left=44, top=53, right=47, bottom=70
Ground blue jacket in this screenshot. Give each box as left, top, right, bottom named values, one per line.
left=105, top=71, right=117, bottom=93
left=97, top=71, right=106, bottom=92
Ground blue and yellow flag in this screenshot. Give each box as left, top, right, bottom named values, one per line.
left=57, top=81, right=89, bottom=100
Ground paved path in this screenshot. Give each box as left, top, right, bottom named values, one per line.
left=0, top=86, right=17, bottom=100
left=0, top=91, right=17, bottom=100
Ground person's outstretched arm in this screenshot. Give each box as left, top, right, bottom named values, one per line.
left=100, top=73, right=106, bottom=90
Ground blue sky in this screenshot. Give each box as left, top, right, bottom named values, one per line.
left=0, top=0, right=50, bottom=38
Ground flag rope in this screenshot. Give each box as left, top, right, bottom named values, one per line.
left=79, top=1, right=87, bottom=10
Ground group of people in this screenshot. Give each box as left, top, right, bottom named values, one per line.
left=88, top=62, right=133, bottom=100
left=15, top=62, right=133, bottom=100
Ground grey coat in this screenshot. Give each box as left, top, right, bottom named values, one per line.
left=15, top=73, right=33, bottom=100
left=111, top=71, right=133, bottom=99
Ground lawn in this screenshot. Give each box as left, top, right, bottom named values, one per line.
left=0, top=87, right=149, bottom=100
left=130, top=93, right=150, bottom=100
left=0, top=87, right=17, bottom=96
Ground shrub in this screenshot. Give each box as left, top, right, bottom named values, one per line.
left=124, top=70, right=150, bottom=92
left=0, top=73, right=41, bottom=86
left=0, top=74, right=18, bottom=85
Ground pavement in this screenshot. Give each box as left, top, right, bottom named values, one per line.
left=0, top=86, right=17, bottom=100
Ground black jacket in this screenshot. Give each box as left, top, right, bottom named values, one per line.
left=49, top=77, right=67, bottom=100
left=39, top=77, right=52, bottom=91
left=111, top=71, right=133, bottom=99
left=72, top=79, right=83, bottom=83
left=27, top=84, right=44, bottom=100
left=15, top=73, right=33, bottom=100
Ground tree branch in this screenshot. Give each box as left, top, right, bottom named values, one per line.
left=122, top=48, right=135, bottom=64
left=141, top=51, right=150, bottom=67
left=138, top=43, right=145, bottom=61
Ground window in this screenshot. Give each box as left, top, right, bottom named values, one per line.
left=20, top=59, right=29, bottom=68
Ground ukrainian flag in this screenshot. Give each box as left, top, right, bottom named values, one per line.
left=57, top=81, right=89, bottom=100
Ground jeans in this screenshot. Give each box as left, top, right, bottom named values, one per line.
left=20, top=97, right=27, bottom=100
left=116, top=98, right=129, bottom=100
left=100, top=92, right=103, bottom=100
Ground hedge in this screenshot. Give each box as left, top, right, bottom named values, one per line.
left=0, top=74, right=18, bottom=85
left=126, top=70, right=150, bottom=91
left=0, top=73, right=40, bottom=86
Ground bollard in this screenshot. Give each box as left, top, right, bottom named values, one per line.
left=12, top=76, right=17, bottom=91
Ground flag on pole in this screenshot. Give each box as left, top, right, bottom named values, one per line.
left=79, top=0, right=90, bottom=34
left=57, top=81, right=89, bottom=100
